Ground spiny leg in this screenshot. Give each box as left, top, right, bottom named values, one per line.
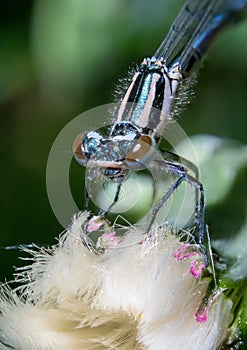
left=83, top=175, right=123, bottom=253
left=148, top=159, right=208, bottom=266
left=146, top=173, right=185, bottom=233
left=84, top=170, right=123, bottom=216
left=183, top=172, right=208, bottom=266
left=160, top=149, right=200, bottom=227
left=99, top=181, right=123, bottom=216
left=85, top=174, right=90, bottom=211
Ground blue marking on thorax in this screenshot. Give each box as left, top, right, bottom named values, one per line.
left=131, top=73, right=152, bottom=122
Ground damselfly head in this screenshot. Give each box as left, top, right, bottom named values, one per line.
left=73, top=122, right=156, bottom=178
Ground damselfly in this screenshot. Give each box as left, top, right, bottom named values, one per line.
left=73, top=0, right=247, bottom=264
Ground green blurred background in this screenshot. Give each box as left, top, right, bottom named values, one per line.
left=1, top=0, right=247, bottom=280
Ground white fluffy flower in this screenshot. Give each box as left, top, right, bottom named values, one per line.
left=0, top=212, right=232, bottom=350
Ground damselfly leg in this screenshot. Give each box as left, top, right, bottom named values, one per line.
left=146, top=155, right=207, bottom=266
left=84, top=171, right=123, bottom=215
left=160, top=149, right=200, bottom=226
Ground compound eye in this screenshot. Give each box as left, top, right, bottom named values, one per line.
left=72, top=132, right=88, bottom=166
left=125, top=135, right=155, bottom=170
left=73, top=131, right=103, bottom=166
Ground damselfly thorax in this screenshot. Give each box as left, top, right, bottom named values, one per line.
left=117, top=58, right=180, bottom=137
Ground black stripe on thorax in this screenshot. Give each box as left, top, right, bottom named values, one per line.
left=117, top=58, right=178, bottom=138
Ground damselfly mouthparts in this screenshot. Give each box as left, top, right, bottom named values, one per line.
left=73, top=0, right=247, bottom=264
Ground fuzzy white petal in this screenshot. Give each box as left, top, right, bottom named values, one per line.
left=0, top=213, right=232, bottom=350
